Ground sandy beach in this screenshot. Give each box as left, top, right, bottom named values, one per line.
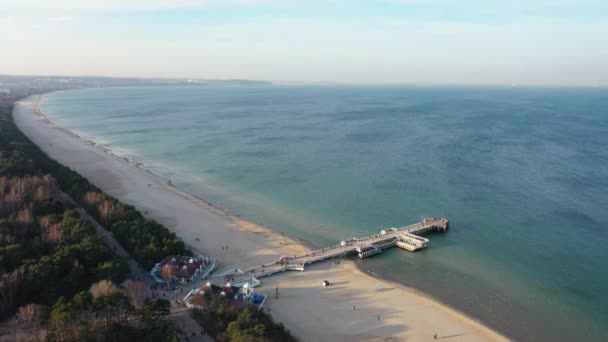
left=13, top=94, right=508, bottom=342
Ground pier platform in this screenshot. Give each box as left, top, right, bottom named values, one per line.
left=210, top=218, right=448, bottom=287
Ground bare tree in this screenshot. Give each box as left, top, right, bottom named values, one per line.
left=125, top=281, right=149, bottom=308
left=41, top=223, right=64, bottom=246
left=0, top=175, right=59, bottom=218
left=16, top=303, right=42, bottom=322
left=89, top=280, right=120, bottom=298
left=98, top=200, right=117, bottom=225
left=15, top=206, right=34, bottom=225
left=0, top=270, right=23, bottom=320
left=83, top=192, right=105, bottom=207
left=16, top=303, right=44, bottom=341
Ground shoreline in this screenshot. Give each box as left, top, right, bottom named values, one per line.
left=15, top=93, right=508, bottom=341
left=34, top=93, right=319, bottom=253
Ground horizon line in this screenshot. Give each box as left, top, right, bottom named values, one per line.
left=2, top=73, right=607, bottom=88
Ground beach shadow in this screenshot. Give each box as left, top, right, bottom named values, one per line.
left=321, top=285, right=348, bottom=293
left=330, top=280, right=349, bottom=286
left=437, top=333, right=466, bottom=339
left=258, top=272, right=411, bottom=339
left=375, top=287, right=394, bottom=293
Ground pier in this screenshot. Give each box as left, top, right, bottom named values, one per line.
left=211, top=218, right=448, bottom=287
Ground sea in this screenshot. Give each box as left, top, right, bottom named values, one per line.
left=40, top=85, right=608, bottom=341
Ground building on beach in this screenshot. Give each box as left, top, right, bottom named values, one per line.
left=150, top=255, right=216, bottom=285
left=184, top=281, right=267, bottom=309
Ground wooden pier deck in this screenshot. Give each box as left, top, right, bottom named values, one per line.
left=210, top=218, right=448, bottom=287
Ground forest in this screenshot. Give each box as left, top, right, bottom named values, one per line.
left=192, top=297, right=297, bottom=342
left=0, top=94, right=177, bottom=340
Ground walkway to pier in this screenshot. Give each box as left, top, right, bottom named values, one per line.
left=210, top=218, right=448, bottom=287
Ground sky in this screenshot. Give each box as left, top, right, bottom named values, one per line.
left=1, top=0, right=607, bottom=85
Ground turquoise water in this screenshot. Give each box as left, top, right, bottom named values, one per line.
left=41, top=85, right=608, bottom=340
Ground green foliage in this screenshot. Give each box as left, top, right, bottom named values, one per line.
left=1, top=200, right=128, bottom=320
left=138, top=298, right=172, bottom=324
left=17, top=216, right=121, bottom=306
left=0, top=99, right=129, bottom=321
left=193, top=302, right=297, bottom=342
left=48, top=297, right=72, bottom=336
left=85, top=321, right=180, bottom=342
left=47, top=290, right=176, bottom=342
left=0, top=94, right=183, bottom=322
left=0, top=243, right=24, bottom=271
left=1, top=97, right=186, bottom=272
left=111, top=219, right=185, bottom=269
left=0, top=151, right=27, bottom=176
left=95, top=258, right=130, bottom=284
left=0, top=93, right=182, bottom=341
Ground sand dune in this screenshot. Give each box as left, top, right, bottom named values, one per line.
left=13, top=95, right=508, bottom=342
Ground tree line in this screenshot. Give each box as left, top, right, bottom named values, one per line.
left=0, top=94, right=177, bottom=340
left=0, top=97, right=186, bottom=270
left=192, top=295, right=297, bottom=342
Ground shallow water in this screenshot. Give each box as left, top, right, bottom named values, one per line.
left=41, top=85, right=608, bottom=340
